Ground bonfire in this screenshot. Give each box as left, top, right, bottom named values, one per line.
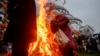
left=28, top=0, right=66, bottom=56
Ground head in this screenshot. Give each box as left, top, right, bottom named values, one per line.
left=50, top=9, right=60, bottom=19
left=0, top=14, right=4, bottom=21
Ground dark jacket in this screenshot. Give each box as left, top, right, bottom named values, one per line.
left=3, top=0, right=37, bottom=43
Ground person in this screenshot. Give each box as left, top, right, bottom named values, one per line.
left=3, top=0, right=37, bottom=56
left=50, top=10, right=74, bottom=56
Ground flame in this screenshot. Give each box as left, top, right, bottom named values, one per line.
left=28, top=0, right=62, bottom=56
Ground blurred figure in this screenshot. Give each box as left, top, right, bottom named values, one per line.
left=86, top=37, right=94, bottom=53
left=50, top=10, right=74, bottom=56
left=3, top=0, right=37, bottom=56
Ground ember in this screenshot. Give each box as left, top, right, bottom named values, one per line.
left=28, top=0, right=62, bottom=56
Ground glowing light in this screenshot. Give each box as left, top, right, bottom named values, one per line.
left=28, top=0, right=62, bottom=56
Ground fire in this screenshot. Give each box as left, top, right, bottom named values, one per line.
left=28, top=0, right=62, bottom=56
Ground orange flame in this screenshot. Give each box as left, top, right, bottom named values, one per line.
left=28, top=0, right=62, bottom=56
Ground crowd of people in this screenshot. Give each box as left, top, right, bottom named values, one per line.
left=74, top=35, right=100, bottom=53
left=0, top=0, right=10, bottom=56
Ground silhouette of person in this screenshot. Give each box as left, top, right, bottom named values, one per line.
left=3, top=0, right=37, bottom=56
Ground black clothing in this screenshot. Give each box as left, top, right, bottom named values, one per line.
left=3, top=0, right=37, bottom=56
